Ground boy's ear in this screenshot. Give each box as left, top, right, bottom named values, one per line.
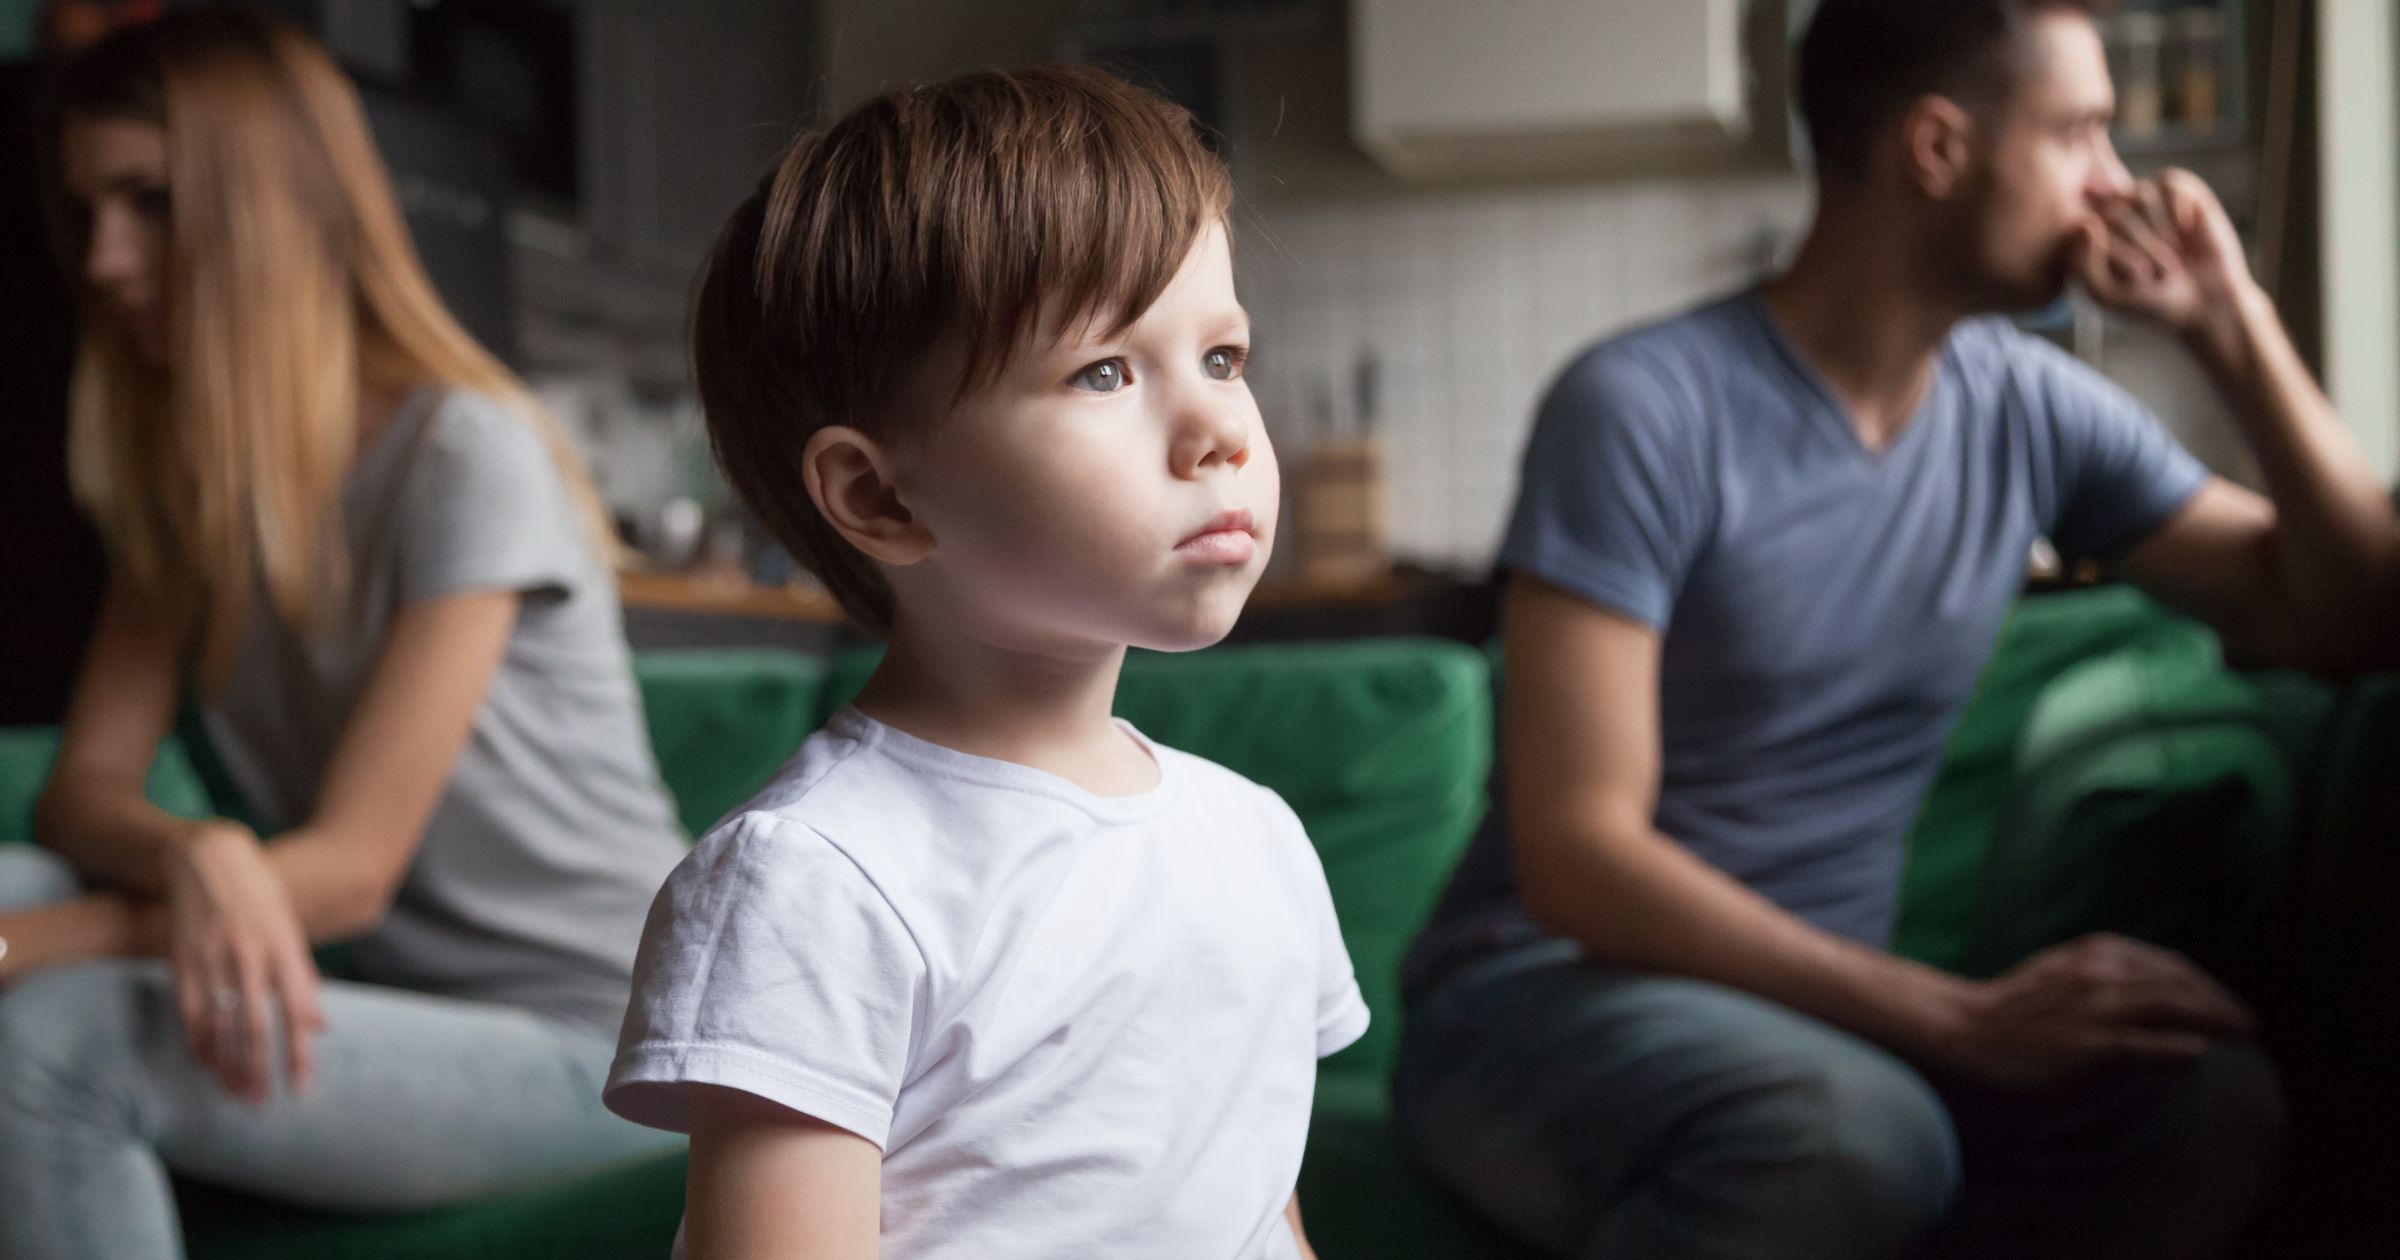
left=802, top=426, right=934, bottom=566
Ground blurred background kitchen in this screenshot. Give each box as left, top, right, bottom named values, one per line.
left=3, top=0, right=2387, bottom=706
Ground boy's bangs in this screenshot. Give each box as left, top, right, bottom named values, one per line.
left=760, top=67, right=1231, bottom=411
left=938, top=76, right=1229, bottom=393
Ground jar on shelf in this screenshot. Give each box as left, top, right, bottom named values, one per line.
left=2114, top=10, right=2167, bottom=139
left=2170, top=6, right=2225, bottom=131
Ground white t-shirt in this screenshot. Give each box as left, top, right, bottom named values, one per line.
left=605, top=706, right=1369, bottom=1259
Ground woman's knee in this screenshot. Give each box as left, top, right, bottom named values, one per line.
left=0, top=962, right=170, bottom=1129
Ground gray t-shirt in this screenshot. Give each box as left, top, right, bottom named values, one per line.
left=1408, top=290, right=2207, bottom=991
left=204, top=387, right=687, bottom=1032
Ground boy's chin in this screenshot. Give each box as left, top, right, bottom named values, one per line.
left=1132, top=619, right=1241, bottom=655
left=1128, top=599, right=1251, bottom=654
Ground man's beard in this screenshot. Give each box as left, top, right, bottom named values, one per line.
left=1945, top=230, right=2077, bottom=316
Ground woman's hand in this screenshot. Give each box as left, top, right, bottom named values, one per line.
left=165, top=822, right=328, bottom=1102
left=0, top=895, right=152, bottom=988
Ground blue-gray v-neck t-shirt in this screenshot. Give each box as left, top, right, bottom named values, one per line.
left=1409, top=290, right=2208, bottom=990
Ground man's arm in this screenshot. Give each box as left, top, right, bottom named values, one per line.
left=683, top=1085, right=881, bottom=1260
left=1504, top=575, right=2253, bottom=1089
left=2085, top=172, right=2400, bottom=670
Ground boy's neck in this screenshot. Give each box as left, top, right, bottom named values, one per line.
left=850, top=617, right=1157, bottom=797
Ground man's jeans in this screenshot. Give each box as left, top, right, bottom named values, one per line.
left=0, top=845, right=680, bottom=1260
left=1393, top=940, right=2283, bottom=1260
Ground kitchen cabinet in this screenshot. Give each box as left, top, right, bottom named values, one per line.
left=1349, top=0, right=1747, bottom=180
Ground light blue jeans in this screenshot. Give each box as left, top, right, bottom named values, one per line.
left=0, top=846, right=681, bottom=1259
left=1393, top=940, right=2284, bottom=1260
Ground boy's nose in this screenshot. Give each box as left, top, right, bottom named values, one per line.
left=1171, top=394, right=1252, bottom=478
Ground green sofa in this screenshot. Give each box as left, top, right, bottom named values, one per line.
left=0, top=586, right=2371, bottom=1258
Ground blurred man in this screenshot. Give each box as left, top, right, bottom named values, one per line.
left=1395, top=1, right=2397, bottom=1257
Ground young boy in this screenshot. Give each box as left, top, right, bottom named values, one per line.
left=603, top=66, right=1368, bottom=1259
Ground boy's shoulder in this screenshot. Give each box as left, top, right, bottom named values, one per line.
left=1146, top=736, right=1274, bottom=793
left=735, top=710, right=886, bottom=822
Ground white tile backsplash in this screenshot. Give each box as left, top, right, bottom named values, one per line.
left=1238, top=174, right=1811, bottom=571
left=536, top=154, right=2252, bottom=579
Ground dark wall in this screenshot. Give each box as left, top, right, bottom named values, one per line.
left=0, top=62, right=104, bottom=726
left=361, top=81, right=518, bottom=364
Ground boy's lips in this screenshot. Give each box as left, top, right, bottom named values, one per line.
left=1175, top=509, right=1258, bottom=564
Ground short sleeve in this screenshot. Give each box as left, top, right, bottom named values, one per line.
left=605, top=813, right=927, bottom=1147
left=2016, top=336, right=2210, bottom=562
left=1257, top=786, right=1369, bottom=1058
left=392, top=392, right=591, bottom=608
left=1497, top=350, right=1710, bottom=629
left=1313, top=868, right=1370, bottom=1059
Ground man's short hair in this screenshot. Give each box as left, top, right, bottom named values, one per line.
left=690, top=65, right=1232, bottom=633
left=1797, top=0, right=2113, bottom=183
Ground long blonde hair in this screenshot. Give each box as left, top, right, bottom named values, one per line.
left=50, top=9, right=612, bottom=681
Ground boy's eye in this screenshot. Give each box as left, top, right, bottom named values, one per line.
left=1203, top=347, right=1246, bottom=381
left=134, top=185, right=172, bottom=219
left=1071, top=359, right=1129, bottom=393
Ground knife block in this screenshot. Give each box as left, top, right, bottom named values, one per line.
left=1293, top=438, right=1390, bottom=589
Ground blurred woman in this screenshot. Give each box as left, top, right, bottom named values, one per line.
left=0, top=10, right=686, bottom=1255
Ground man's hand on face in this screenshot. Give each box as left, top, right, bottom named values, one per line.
left=2072, top=169, right=2262, bottom=347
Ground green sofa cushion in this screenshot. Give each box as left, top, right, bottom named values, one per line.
left=1960, top=630, right=2320, bottom=978
left=180, top=1150, right=686, bottom=1260
left=1896, top=587, right=2333, bottom=977
left=0, top=726, right=216, bottom=845
left=631, top=649, right=830, bottom=839
left=2256, top=671, right=2400, bottom=1038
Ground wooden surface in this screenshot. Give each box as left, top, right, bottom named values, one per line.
left=616, top=567, right=1413, bottom=623
left=616, top=570, right=845, bottom=621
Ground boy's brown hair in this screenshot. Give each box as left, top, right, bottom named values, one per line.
left=691, top=64, right=1234, bottom=633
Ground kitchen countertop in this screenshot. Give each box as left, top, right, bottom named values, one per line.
left=616, top=567, right=1418, bottom=624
